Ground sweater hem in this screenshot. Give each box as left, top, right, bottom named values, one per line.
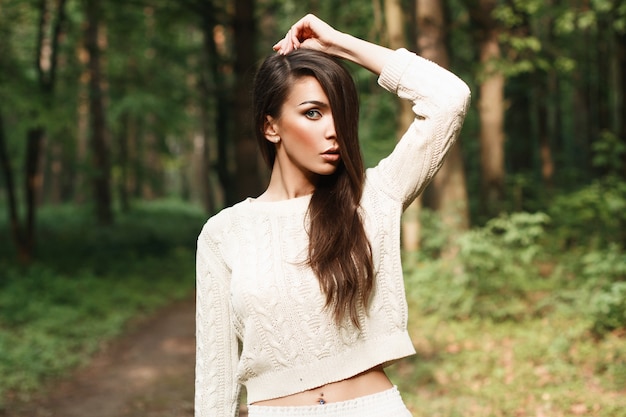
left=244, top=331, right=416, bottom=404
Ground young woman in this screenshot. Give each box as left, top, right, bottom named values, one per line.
left=195, top=14, right=470, bottom=417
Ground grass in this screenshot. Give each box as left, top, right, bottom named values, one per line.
left=388, top=313, right=626, bottom=416
left=0, top=200, right=206, bottom=408
left=385, top=235, right=626, bottom=417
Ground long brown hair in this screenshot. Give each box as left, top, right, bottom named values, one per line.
left=253, top=49, right=374, bottom=328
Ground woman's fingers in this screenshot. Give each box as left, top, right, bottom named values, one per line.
left=272, top=29, right=297, bottom=54
left=273, top=14, right=334, bottom=55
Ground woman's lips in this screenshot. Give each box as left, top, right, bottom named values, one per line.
left=321, top=149, right=340, bottom=162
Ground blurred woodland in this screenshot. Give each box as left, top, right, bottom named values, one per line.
left=1, top=0, right=625, bottom=260
left=1, top=0, right=626, bottom=415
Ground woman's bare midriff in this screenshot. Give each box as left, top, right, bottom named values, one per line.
left=251, top=365, right=393, bottom=406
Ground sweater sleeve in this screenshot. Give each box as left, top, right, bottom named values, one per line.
left=195, top=215, right=241, bottom=417
left=372, top=48, right=471, bottom=208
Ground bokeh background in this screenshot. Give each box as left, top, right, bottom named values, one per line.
left=1, top=0, right=625, bottom=416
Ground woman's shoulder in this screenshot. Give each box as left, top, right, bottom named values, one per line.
left=199, top=199, right=250, bottom=241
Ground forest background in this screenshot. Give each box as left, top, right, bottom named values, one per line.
left=1, top=0, right=625, bottom=416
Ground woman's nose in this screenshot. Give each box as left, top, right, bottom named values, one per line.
left=325, top=116, right=336, bottom=139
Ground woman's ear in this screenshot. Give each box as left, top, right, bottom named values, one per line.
left=264, top=116, right=280, bottom=143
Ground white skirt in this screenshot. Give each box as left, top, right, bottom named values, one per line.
left=246, top=386, right=413, bottom=417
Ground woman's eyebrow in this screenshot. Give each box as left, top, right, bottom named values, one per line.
left=297, top=100, right=329, bottom=108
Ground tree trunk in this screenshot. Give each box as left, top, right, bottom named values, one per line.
left=197, top=82, right=216, bottom=213
left=618, top=30, right=626, bottom=178
left=75, top=53, right=90, bottom=204
left=384, top=0, right=421, bottom=251
left=466, top=0, right=506, bottom=217
left=417, top=0, right=470, bottom=258
left=45, top=140, right=61, bottom=204
left=384, top=0, right=415, bottom=132
left=140, top=122, right=159, bottom=200
left=536, top=84, right=554, bottom=189
left=0, top=112, right=28, bottom=263
left=620, top=34, right=626, bottom=243
left=201, top=12, right=233, bottom=210
left=534, top=9, right=555, bottom=192
left=2, top=0, right=68, bottom=263
left=24, top=127, right=45, bottom=256
left=232, top=0, right=262, bottom=202
left=84, top=0, right=113, bottom=224
left=479, top=39, right=505, bottom=215
left=596, top=13, right=612, bottom=138
left=127, top=116, right=139, bottom=200
left=572, top=10, right=592, bottom=175
left=416, top=0, right=449, bottom=66
left=118, top=113, right=130, bottom=211
left=508, top=73, right=533, bottom=181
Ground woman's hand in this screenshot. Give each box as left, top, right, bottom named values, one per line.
left=273, top=14, right=340, bottom=55
left=273, top=13, right=394, bottom=76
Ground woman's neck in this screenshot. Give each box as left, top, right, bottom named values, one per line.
left=258, top=161, right=317, bottom=201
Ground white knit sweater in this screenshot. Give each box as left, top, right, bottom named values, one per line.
left=195, top=48, right=471, bottom=417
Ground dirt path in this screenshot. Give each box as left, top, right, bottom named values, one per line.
left=6, top=296, right=198, bottom=417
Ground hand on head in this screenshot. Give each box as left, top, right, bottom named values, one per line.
left=273, top=14, right=339, bottom=55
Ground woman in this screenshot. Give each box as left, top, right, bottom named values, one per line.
left=195, top=14, right=470, bottom=417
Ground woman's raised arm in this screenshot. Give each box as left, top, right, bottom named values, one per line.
left=273, top=14, right=393, bottom=76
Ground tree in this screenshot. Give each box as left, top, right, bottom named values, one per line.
left=232, top=0, right=263, bottom=202
left=502, top=1, right=559, bottom=196
left=0, top=112, right=22, bottom=258
left=464, top=0, right=506, bottom=217
left=384, top=0, right=422, bottom=251
left=533, top=10, right=556, bottom=191
left=0, top=0, right=68, bottom=263
left=615, top=25, right=626, bottom=179
left=417, top=0, right=470, bottom=257
left=199, top=1, right=234, bottom=210
left=84, top=0, right=113, bottom=225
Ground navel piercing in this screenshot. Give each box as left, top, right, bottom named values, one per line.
left=318, top=392, right=326, bottom=405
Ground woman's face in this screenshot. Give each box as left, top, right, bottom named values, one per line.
left=265, top=76, right=341, bottom=184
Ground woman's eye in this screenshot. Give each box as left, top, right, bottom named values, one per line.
left=305, top=110, right=322, bottom=119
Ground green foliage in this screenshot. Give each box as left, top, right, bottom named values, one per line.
left=359, top=91, right=397, bottom=168
left=417, top=208, right=450, bottom=260
left=407, top=211, right=551, bottom=321
left=408, top=202, right=626, bottom=336
left=592, top=131, right=626, bottom=176
left=492, top=1, right=564, bottom=77
left=399, top=207, right=626, bottom=415
left=552, top=1, right=624, bottom=34
left=1, top=199, right=206, bottom=272
left=576, top=244, right=626, bottom=335
left=590, top=282, right=626, bottom=335
left=548, top=178, right=626, bottom=249
left=0, top=201, right=203, bottom=407
left=581, top=244, right=626, bottom=285
left=456, top=212, right=550, bottom=320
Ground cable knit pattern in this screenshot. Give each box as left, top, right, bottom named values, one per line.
left=195, top=48, right=471, bottom=417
